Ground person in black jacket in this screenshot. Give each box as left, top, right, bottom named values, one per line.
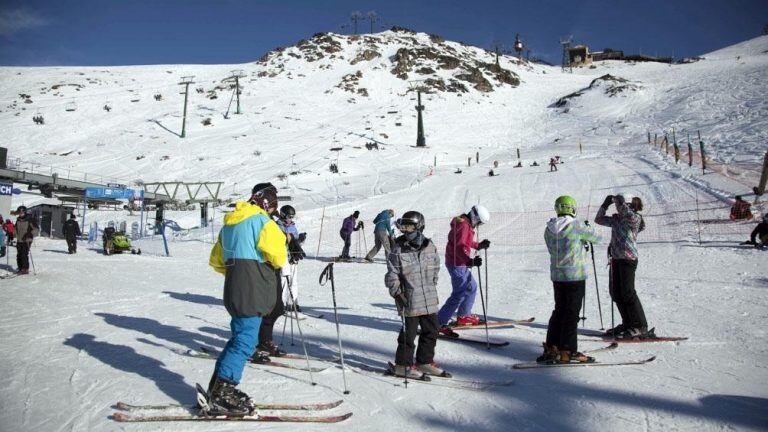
left=745, top=214, right=768, bottom=248
left=62, top=214, right=81, bottom=254
left=14, top=206, right=39, bottom=274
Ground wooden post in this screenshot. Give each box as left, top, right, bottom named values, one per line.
left=647, top=131, right=651, bottom=145
left=434, top=155, right=437, bottom=167
left=664, top=134, right=669, bottom=155
left=687, top=133, right=693, bottom=167
left=755, top=150, right=768, bottom=199
left=467, top=157, right=471, bottom=167
left=579, top=140, right=583, bottom=154
left=654, top=134, right=657, bottom=147
left=476, top=151, right=479, bottom=163
left=672, top=128, right=679, bottom=163
left=315, top=207, right=325, bottom=258
left=516, top=148, right=520, bottom=159
left=698, top=131, right=706, bottom=175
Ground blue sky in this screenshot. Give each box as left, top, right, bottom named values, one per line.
left=0, top=0, right=766, bottom=66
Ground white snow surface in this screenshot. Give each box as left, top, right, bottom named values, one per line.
left=0, top=32, right=767, bottom=431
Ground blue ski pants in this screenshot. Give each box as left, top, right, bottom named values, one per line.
left=437, top=264, right=478, bottom=326
left=214, top=315, right=262, bottom=385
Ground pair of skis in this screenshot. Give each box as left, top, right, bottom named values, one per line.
left=437, top=317, right=536, bottom=347
left=112, top=384, right=351, bottom=423
left=176, top=346, right=330, bottom=373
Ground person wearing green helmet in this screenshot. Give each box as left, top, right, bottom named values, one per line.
left=540, top=195, right=601, bottom=364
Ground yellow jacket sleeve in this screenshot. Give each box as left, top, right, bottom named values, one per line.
left=209, top=234, right=227, bottom=275
left=258, top=220, right=288, bottom=269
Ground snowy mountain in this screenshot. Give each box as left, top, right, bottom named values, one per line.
left=1, top=32, right=767, bottom=432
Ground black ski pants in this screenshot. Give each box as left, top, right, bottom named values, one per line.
left=66, top=236, right=77, bottom=253
left=258, top=278, right=285, bottom=347
left=610, top=259, right=647, bottom=330
left=396, top=313, right=439, bottom=366
left=16, top=242, right=30, bottom=271
left=545, top=281, right=585, bottom=353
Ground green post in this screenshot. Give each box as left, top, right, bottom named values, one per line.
left=687, top=133, right=693, bottom=166
left=235, top=76, right=242, bottom=115
left=647, top=131, right=651, bottom=145
left=181, top=82, right=190, bottom=138
left=516, top=148, right=520, bottom=159
left=672, top=128, right=679, bottom=163
left=698, top=131, right=706, bottom=174
left=665, top=134, right=669, bottom=155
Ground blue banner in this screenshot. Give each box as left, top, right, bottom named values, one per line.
left=0, top=182, right=12, bottom=196
left=85, top=187, right=136, bottom=199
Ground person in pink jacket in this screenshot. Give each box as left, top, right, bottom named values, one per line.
left=437, top=205, right=491, bottom=336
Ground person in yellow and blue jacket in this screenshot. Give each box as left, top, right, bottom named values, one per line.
left=205, top=182, right=286, bottom=416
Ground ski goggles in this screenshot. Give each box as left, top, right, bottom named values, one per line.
left=396, top=219, right=418, bottom=233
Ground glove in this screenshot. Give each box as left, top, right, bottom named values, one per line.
left=469, top=256, right=483, bottom=267
left=395, top=292, right=409, bottom=309
left=478, top=239, right=491, bottom=250
left=357, top=221, right=364, bottom=229
left=584, top=243, right=590, bottom=251
left=601, top=195, right=614, bottom=208
left=298, top=232, right=307, bottom=243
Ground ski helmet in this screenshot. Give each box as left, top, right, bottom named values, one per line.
left=396, top=210, right=425, bottom=232
left=469, top=205, right=490, bottom=225
left=250, top=182, right=278, bottom=211
left=16, top=205, right=27, bottom=213
left=554, top=196, right=577, bottom=216
left=279, top=205, right=296, bottom=220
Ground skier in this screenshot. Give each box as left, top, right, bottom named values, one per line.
left=549, top=158, right=558, bottom=172
left=0, top=220, right=5, bottom=258
left=62, top=214, right=81, bottom=254
left=13, top=206, right=38, bottom=274
left=275, top=205, right=306, bottom=311
left=364, top=209, right=394, bottom=263
left=595, top=194, right=650, bottom=339
left=385, top=211, right=448, bottom=379
left=4, top=218, right=15, bottom=245
left=339, top=211, right=362, bottom=260
left=539, top=196, right=601, bottom=364
left=206, top=182, right=287, bottom=415
left=437, top=205, right=491, bottom=336
left=729, top=196, right=753, bottom=221
left=744, top=213, right=768, bottom=248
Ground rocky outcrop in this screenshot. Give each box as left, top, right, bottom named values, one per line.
left=351, top=49, right=381, bottom=65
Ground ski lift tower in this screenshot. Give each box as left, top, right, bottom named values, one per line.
left=226, top=69, right=246, bottom=115
left=409, top=80, right=428, bottom=147
left=178, top=75, right=195, bottom=138
left=560, top=36, right=573, bottom=72
left=514, top=34, right=524, bottom=61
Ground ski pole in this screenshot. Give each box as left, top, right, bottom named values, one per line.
left=285, top=266, right=316, bottom=386
left=589, top=242, right=604, bottom=329
left=608, top=257, right=615, bottom=336
left=475, top=258, right=490, bottom=350
left=484, top=248, right=489, bottom=321
left=319, top=263, right=350, bottom=394
left=29, top=244, right=36, bottom=275
left=397, top=306, right=409, bottom=389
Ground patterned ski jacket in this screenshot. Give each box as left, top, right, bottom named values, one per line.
left=545, top=216, right=600, bottom=282
left=209, top=201, right=287, bottom=317
left=15, top=216, right=39, bottom=244
left=444, top=215, right=478, bottom=267
left=594, top=202, right=645, bottom=261
left=385, top=234, right=440, bottom=317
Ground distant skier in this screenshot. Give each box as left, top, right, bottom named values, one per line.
left=206, top=182, right=287, bottom=416
left=539, top=196, right=601, bottom=364
left=365, top=209, right=394, bottom=262
left=729, top=196, right=753, bottom=221
left=743, top=213, right=768, bottom=248
left=62, top=214, right=81, bottom=254
left=437, top=205, right=491, bottom=336
left=4, top=218, right=15, bottom=245
left=549, top=158, right=558, bottom=172
left=595, top=194, right=651, bottom=339
left=385, top=211, right=448, bottom=379
left=275, top=205, right=307, bottom=312
left=339, top=211, right=362, bottom=260
left=13, top=206, right=38, bottom=274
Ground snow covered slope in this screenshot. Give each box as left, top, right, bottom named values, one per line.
left=0, top=32, right=766, bottom=432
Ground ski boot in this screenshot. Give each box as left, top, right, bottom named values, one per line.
left=558, top=350, right=595, bottom=364
left=615, top=327, right=653, bottom=340
left=604, top=323, right=626, bottom=337
left=257, top=341, right=287, bottom=357
left=250, top=351, right=271, bottom=364
left=455, top=315, right=483, bottom=326
left=392, top=364, right=429, bottom=380
left=207, top=377, right=254, bottom=416
left=438, top=326, right=459, bottom=338
left=536, top=343, right=560, bottom=364
left=417, top=362, right=452, bottom=378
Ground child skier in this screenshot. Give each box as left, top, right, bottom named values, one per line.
left=206, top=182, right=286, bottom=415
left=385, top=211, right=448, bottom=379
left=539, top=196, right=601, bottom=364
left=437, top=205, right=491, bottom=336
left=276, top=205, right=305, bottom=311
left=595, top=194, right=650, bottom=339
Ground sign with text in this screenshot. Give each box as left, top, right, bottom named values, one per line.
left=84, top=187, right=136, bottom=199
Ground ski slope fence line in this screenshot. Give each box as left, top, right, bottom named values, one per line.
left=306, top=199, right=762, bottom=260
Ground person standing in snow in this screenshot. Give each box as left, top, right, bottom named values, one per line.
left=206, top=182, right=287, bottom=415
left=539, top=196, right=601, bottom=364
left=0, top=220, right=5, bottom=258
left=275, top=205, right=306, bottom=312
left=437, top=205, right=491, bottom=336
left=62, top=214, right=81, bottom=254
left=745, top=213, right=768, bottom=248
left=4, top=219, right=15, bottom=245
left=385, top=211, right=448, bottom=379
left=365, top=209, right=394, bottom=262
left=339, top=211, right=362, bottom=260
left=595, top=194, right=650, bottom=339
left=549, top=158, right=558, bottom=172
left=13, top=206, right=38, bottom=275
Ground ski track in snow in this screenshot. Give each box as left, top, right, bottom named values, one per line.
left=1, top=33, right=767, bottom=432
